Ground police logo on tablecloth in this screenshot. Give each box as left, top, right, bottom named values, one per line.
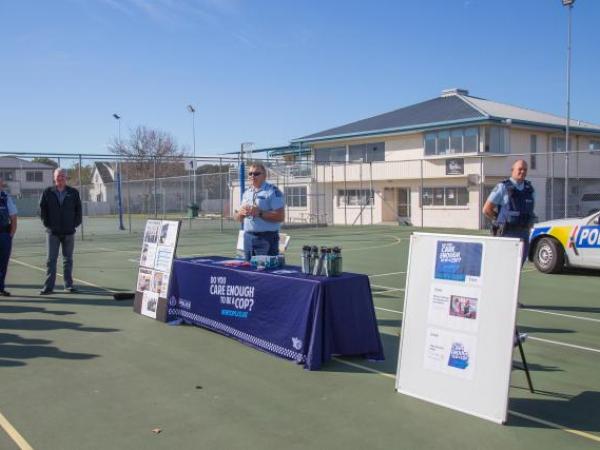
left=291, top=337, right=302, bottom=350
left=169, top=296, right=177, bottom=307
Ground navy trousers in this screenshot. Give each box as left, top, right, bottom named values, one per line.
left=0, top=233, right=12, bottom=291
left=502, top=228, right=531, bottom=266
left=243, top=231, right=279, bottom=261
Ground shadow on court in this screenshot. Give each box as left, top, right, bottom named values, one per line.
left=508, top=391, right=600, bottom=432
left=0, top=333, right=100, bottom=367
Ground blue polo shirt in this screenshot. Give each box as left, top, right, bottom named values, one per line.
left=487, top=178, right=535, bottom=207
left=241, top=182, right=285, bottom=232
left=1, top=192, right=17, bottom=216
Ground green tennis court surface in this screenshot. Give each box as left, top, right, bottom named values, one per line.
left=1, top=222, right=599, bottom=449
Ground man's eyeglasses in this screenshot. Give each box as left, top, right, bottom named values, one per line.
left=248, top=172, right=262, bottom=177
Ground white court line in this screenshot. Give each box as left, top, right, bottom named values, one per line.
left=371, top=283, right=405, bottom=291
left=522, top=308, right=600, bottom=324
left=374, top=288, right=405, bottom=295
left=9, top=258, right=117, bottom=293
left=373, top=306, right=600, bottom=355
left=0, top=411, right=34, bottom=450
left=370, top=282, right=600, bottom=325
left=375, top=307, right=404, bottom=315
left=368, top=271, right=406, bottom=278
left=528, top=336, right=600, bottom=354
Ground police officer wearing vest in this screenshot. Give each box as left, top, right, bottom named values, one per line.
left=39, top=168, right=82, bottom=294
left=483, top=159, right=535, bottom=265
left=234, top=163, right=285, bottom=261
left=0, top=177, right=17, bottom=296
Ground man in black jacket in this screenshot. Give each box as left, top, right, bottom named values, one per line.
left=39, top=168, right=82, bottom=294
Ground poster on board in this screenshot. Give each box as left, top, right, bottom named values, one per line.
left=134, top=220, right=181, bottom=322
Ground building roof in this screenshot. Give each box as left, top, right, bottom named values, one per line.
left=293, top=89, right=600, bottom=143
left=94, top=162, right=114, bottom=184
left=0, top=156, right=56, bottom=170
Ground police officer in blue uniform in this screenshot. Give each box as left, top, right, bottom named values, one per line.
left=0, top=178, right=18, bottom=296
left=234, top=163, right=285, bottom=261
left=483, top=159, right=535, bottom=265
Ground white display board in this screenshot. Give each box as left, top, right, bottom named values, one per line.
left=134, top=220, right=181, bottom=321
left=396, top=233, right=523, bottom=424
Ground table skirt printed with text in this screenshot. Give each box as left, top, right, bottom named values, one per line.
left=167, top=257, right=385, bottom=370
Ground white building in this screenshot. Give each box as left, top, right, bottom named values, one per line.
left=231, top=89, right=600, bottom=229
left=0, top=156, right=55, bottom=198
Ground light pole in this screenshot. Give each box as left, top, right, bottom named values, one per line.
left=113, top=113, right=125, bottom=230
left=563, top=0, right=574, bottom=218
left=187, top=104, right=197, bottom=207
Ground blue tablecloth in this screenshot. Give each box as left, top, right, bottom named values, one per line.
left=167, top=256, right=384, bottom=370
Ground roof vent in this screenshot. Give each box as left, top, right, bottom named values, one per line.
left=441, top=88, right=469, bottom=97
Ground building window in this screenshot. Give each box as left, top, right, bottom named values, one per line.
left=484, top=126, right=508, bottom=153
left=314, top=146, right=347, bottom=163
left=589, top=140, right=600, bottom=152
left=551, top=136, right=566, bottom=152
left=337, top=189, right=374, bottom=206
left=421, top=187, right=469, bottom=206
left=284, top=186, right=307, bottom=208
left=0, top=170, right=14, bottom=181
left=316, top=142, right=385, bottom=163
left=424, top=133, right=436, bottom=155
left=348, top=142, right=385, bottom=162
left=530, top=135, right=537, bottom=170
left=26, top=171, right=44, bottom=182
left=423, top=127, right=479, bottom=156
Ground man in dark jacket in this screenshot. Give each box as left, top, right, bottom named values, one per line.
left=39, top=168, right=82, bottom=294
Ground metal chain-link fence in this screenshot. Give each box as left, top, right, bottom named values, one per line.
left=3, top=149, right=599, bottom=243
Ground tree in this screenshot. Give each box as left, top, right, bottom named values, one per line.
left=67, top=163, right=93, bottom=186
left=32, top=157, right=58, bottom=169
left=195, top=163, right=231, bottom=199
left=108, top=125, right=187, bottom=180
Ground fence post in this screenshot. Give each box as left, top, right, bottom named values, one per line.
left=219, top=157, right=224, bottom=233
left=126, top=163, right=132, bottom=233
left=330, top=162, right=334, bottom=226
left=479, top=155, right=484, bottom=230
left=369, top=162, right=373, bottom=225
left=343, top=160, right=347, bottom=226
left=78, top=154, right=84, bottom=241
left=153, top=157, right=158, bottom=218
left=420, top=158, right=424, bottom=228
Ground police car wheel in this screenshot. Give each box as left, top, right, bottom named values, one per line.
left=533, top=237, right=564, bottom=274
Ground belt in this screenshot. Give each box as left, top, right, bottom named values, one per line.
left=246, top=231, right=277, bottom=236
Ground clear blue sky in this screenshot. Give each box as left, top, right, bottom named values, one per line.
left=1, top=0, right=599, bottom=157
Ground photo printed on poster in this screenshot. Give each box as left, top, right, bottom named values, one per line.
left=423, top=327, right=477, bottom=380
left=141, top=291, right=159, bottom=319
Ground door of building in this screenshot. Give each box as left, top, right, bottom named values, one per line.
left=397, top=188, right=410, bottom=222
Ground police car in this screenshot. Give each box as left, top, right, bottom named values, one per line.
left=529, top=211, right=600, bottom=273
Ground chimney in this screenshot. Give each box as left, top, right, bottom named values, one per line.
left=441, top=88, right=469, bottom=97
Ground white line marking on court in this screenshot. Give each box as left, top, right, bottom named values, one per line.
left=369, top=271, right=406, bottom=278
left=344, top=235, right=402, bottom=252
left=375, top=307, right=404, bottom=315
left=528, top=337, right=600, bottom=354
left=508, top=410, right=600, bottom=443
left=9, top=258, right=117, bottom=293
left=522, top=308, right=600, bottom=324
left=373, top=306, right=600, bottom=355
left=331, top=357, right=600, bottom=443
left=371, top=284, right=405, bottom=292
left=374, top=288, right=405, bottom=295
left=0, top=411, right=34, bottom=450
